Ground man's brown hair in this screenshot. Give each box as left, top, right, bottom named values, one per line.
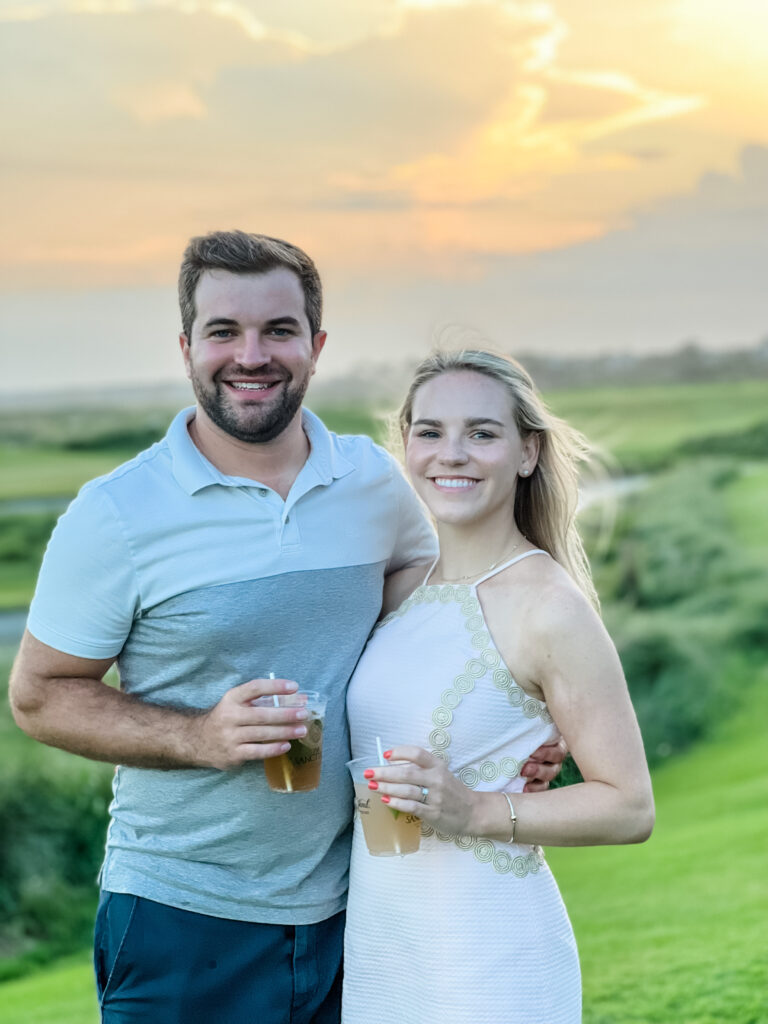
left=178, top=230, right=323, bottom=338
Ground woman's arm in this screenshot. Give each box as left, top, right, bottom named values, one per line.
left=369, top=579, right=654, bottom=846
left=380, top=564, right=429, bottom=617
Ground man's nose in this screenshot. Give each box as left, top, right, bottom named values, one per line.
left=235, top=330, right=270, bottom=367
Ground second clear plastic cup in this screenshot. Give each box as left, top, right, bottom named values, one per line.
left=347, top=756, right=421, bottom=856
left=254, top=691, right=327, bottom=793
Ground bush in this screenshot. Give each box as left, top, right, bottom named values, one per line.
left=0, top=766, right=113, bottom=972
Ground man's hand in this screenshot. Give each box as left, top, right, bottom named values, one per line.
left=10, top=632, right=310, bottom=771
left=193, top=678, right=309, bottom=770
left=520, top=736, right=568, bottom=792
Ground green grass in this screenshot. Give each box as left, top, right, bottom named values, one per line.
left=548, top=671, right=768, bottom=1023
left=549, top=379, right=768, bottom=471
left=724, top=462, right=768, bottom=565
left=0, top=447, right=134, bottom=501
left=0, top=954, right=99, bottom=1024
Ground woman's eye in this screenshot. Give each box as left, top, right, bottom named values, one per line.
left=416, top=430, right=440, bottom=439
left=471, top=430, right=494, bottom=440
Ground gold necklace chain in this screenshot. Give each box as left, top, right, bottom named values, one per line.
left=434, top=536, right=526, bottom=584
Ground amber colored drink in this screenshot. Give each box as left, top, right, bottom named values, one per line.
left=354, top=783, right=421, bottom=856
left=264, top=714, right=324, bottom=793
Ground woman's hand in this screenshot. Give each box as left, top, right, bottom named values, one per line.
left=364, top=745, right=481, bottom=836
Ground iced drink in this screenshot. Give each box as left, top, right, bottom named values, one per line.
left=255, top=691, right=326, bottom=793
left=347, top=757, right=421, bottom=856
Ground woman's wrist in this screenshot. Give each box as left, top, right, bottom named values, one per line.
left=467, top=791, right=518, bottom=842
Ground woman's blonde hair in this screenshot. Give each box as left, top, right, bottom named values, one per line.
left=398, top=349, right=598, bottom=608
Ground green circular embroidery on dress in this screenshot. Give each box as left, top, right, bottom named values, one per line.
left=438, top=586, right=456, bottom=602
left=465, top=659, right=486, bottom=678
left=465, top=613, right=485, bottom=632
left=506, top=687, right=526, bottom=707
left=480, top=761, right=500, bottom=782
left=441, top=689, right=461, bottom=710
left=493, top=850, right=514, bottom=874
left=481, top=649, right=501, bottom=668
left=454, top=674, right=475, bottom=694
left=429, top=727, right=451, bottom=749
left=512, top=856, right=529, bottom=878
left=420, top=823, right=435, bottom=838
left=492, top=668, right=513, bottom=689
left=458, top=766, right=480, bottom=788
left=461, top=597, right=481, bottom=614
left=435, top=829, right=458, bottom=843
left=523, top=698, right=542, bottom=718
left=500, top=756, right=520, bottom=777
left=527, top=851, right=542, bottom=873
left=432, top=750, right=449, bottom=762
left=425, top=588, right=439, bottom=602
left=432, top=706, right=453, bottom=728
left=473, top=840, right=495, bottom=864
left=455, top=584, right=471, bottom=599
left=471, top=631, right=490, bottom=650
left=455, top=834, right=476, bottom=851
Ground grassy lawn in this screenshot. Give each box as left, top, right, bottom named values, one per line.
left=0, top=954, right=99, bottom=1024
left=0, top=447, right=135, bottom=502
left=549, top=379, right=768, bottom=470
left=723, top=462, right=768, bottom=566
left=548, top=667, right=768, bottom=1024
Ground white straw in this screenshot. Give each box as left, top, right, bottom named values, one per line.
left=376, top=736, right=385, bottom=766
left=269, top=672, right=292, bottom=791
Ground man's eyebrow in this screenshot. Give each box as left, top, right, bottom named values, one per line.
left=265, top=316, right=301, bottom=327
left=203, top=317, right=238, bottom=329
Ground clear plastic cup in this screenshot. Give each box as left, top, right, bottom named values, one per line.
left=347, top=756, right=421, bottom=856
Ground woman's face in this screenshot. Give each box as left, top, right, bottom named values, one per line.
left=404, top=369, right=538, bottom=530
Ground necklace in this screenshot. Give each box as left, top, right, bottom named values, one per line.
left=433, top=536, right=526, bottom=584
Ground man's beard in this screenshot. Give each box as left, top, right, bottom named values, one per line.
left=189, top=363, right=311, bottom=443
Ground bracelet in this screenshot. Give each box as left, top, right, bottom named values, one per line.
left=502, top=792, right=517, bottom=844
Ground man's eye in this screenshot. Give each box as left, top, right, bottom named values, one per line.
left=211, top=329, right=235, bottom=339
left=270, top=328, right=293, bottom=337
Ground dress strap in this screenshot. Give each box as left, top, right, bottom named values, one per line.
left=472, top=548, right=548, bottom=587
left=421, top=556, right=440, bottom=586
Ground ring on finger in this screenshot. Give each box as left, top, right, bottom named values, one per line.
left=419, top=787, right=429, bottom=804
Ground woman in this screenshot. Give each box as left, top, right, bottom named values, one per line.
left=343, top=350, right=654, bottom=1024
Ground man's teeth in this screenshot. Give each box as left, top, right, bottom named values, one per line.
left=229, top=382, right=274, bottom=390
left=434, top=478, right=476, bottom=488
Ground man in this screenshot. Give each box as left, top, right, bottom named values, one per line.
left=10, top=231, right=563, bottom=1023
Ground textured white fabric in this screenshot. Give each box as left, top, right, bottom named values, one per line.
left=344, top=551, right=581, bottom=1024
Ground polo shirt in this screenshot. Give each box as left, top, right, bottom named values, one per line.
left=27, top=407, right=436, bottom=924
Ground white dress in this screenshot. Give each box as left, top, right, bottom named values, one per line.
left=343, top=551, right=581, bottom=1024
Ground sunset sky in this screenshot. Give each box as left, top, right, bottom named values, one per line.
left=2, top=0, right=767, bottom=393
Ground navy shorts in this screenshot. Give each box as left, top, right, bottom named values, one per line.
left=94, top=891, right=344, bottom=1024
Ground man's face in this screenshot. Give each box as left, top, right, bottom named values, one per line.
left=180, top=268, right=326, bottom=444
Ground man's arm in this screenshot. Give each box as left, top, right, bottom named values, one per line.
left=9, top=631, right=309, bottom=771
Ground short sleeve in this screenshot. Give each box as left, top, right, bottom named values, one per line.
left=26, top=485, right=141, bottom=659
left=385, top=458, right=437, bottom=574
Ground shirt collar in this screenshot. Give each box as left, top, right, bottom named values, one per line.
left=168, top=406, right=355, bottom=496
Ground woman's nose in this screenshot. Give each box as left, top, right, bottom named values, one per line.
left=437, top=440, right=469, bottom=465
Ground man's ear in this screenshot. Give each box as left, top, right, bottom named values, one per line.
left=310, top=330, right=327, bottom=375
left=179, top=334, right=192, bottom=379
